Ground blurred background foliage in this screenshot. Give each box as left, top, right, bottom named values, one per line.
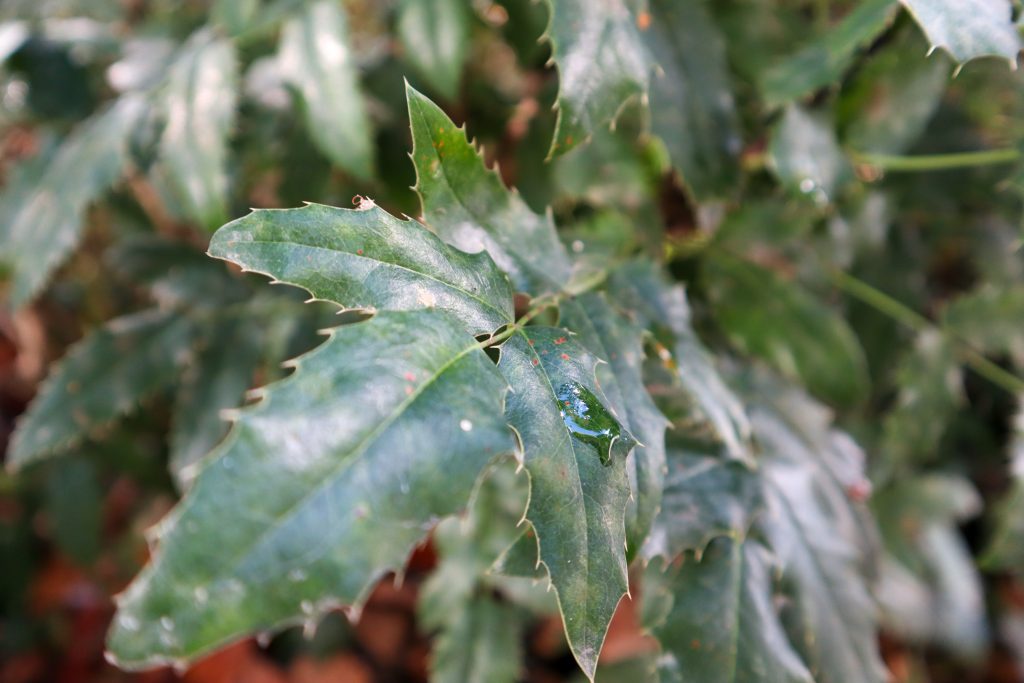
left=0, top=0, right=1023, bottom=681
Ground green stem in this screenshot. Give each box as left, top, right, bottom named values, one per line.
left=852, top=148, right=1020, bottom=172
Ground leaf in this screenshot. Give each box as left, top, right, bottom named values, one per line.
left=406, top=83, right=574, bottom=295
left=46, top=458, right=102, bottom=566
left=157, top=29, right=237, bottom=230
left=984, top=402, right=1024, bottom=570
left=642, top=538, right=814, bottom=683
left=560, top=293, right=668, bottom=559
left=8, top=309, right=196, bottom=469
left=760, top=0, right=899, bottom=106
left=3, top=95, right=146, bottom=307
left=397, top=0, right=470, bottom=101
left=106, top=309, right=514, bottom=669
left=278, top=1, right=374, bottom=180
left=645, top=0, right=742, bottom=201
left=427, top=595, right=524, bottom=683
left=609, top=261, right=752, bottom=461
left=208, top=202, right=514, bottom=336
left=643, top=442, right=762, bottom=561
left=942, top=284, right=1024, bottom=366
left=900, top=0, right=1022, bottom=66
left=542, top=0, right=651, bottom=157
left=170, top=317, right=265, bottom=489
left=704, top=253, right=869, bottom=408
left=769, top=105, right=852, bottom=205
left=498, top=328, right=636, bottom=679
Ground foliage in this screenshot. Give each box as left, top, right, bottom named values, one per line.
left=1, top=1, right=1023, bottom=682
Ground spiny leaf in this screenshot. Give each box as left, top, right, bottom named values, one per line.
left=406, top=83, right=573, bottom=295
left=642, top=538, right=814, bottom=683
left=645, top=0, right=742, bottom=201
left=899, top=0, right=1022, bottom=66
left=106, top=309, right=514, bottom=669
left=157, top=29, right=237, bottom=230
left=561, top=293, right=668, bottom=560
left=397, top=0, right=470, bottom=101
left=542, top=0, right=651, bottom=157
left=761, top=0, right=900, bottom=106
left=3, top=95, right=146, bottom=308
left=498, top=328, right=636, bottom=679
left=8, top=309, right=196, bottom=469
left=208, top=202, right=514, bottom=336
left=278, top=1, right=374, bottom=179
left=704, top=252, right=869, bottom=408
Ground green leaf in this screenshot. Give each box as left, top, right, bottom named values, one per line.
left=278, top=1, right=374, bottom=179
left=704, top=253, right=869, bottom=408
left=397, top=0, right=470, bottom=101
left=8, top=309, right=196, bottom=469
left=208, top=202, right=514, bottom=336
left=46, top=458, right=102, bottom=566
left=498, top=328, right=636, bottom=679
left=560, top=293, right=668, bottom=559
left=769, top=105, right=852, bottom=205
left=106, top=309, right=514, bottom=669
left=406, top=84, right=573, bottom=295
left=170, top=317, right=264, bottom=489
left=942, top=284, right=1024, bottom=366
left=900, top=0, right=1022, bottom=66
left=157, top=29, right=237, bottom=230
left=645, top=0, right=742, bottom=201
left=984, top=402, right=1024, bottom=570
left=643, top=538, right=814, bottom=683
left=760, top=0, right=899, bottom=106
left=644, top=442, right=762, bottom=560
left=3, top=95, right=146, bottom=307
left=543, top=0, right=651, bottom=157
left=427, top=595, right=524, bottom=683
left=609, top=261, right=752, bottom=461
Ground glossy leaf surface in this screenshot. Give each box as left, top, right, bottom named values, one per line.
left=900, top=0, right=1022, bottom=65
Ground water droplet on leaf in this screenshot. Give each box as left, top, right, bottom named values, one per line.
left=554, top=382, right=637, bottom=465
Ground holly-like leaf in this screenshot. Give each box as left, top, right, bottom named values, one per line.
left=278, top=1, right=374, bottom=180
left=3, top=95, right=146, bottom=307
left=769, top=105, right=852, bottom=205
left=643, top=442, right=762, bottom=561
left=561, top=293, right=668, bottom=559
left=170, top=317, right=265, bottom=489
left=498, top=328, right=636, bottom=679
left=542, top=0, right=651, bottom=157
left=106, top=309, right=514, bottom=668
left=704, top=253, right=869, bottom=408
left=8, top=309, right=196, bottom=469
left=645, top=0, right=742, bottom=201
left=642, top=538, right=814, bottom=683
left=208, top=202, right=514, bottom=336
left=900, top=0, right=1022, bottom=66
left=406, top=84, right=573, bottom=295
left=761, top=0, right=899, bottom=106
left=157, top=29, right=237, bottom=230
left=397, top=0, right=470, bottom=101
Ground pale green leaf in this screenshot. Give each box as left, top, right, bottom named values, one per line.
left=543, top=0, right=651, bottom=157
left=8, top=309, right=196, bottom=469
left=106, top=309, right=514, bottom=668
left=407, top=84, right=574, bottom=295
left=646, top=0, right=742, bottom=201
left=643, top=538, right=814, bottom=683
left=397, top=0, right=470, bottom=101
left=279, top=1, right=374, bottom=179
left=769, top=105, right=852, bottom=205
left=761, top=0, right=899, bottom=106
left=900, top=0, right=1022, bottom=65
left=3, top=95, right=146, bottom=307
left=158, top=29, right=237, bottom=230
left=208, top=202, right=514, bottom=336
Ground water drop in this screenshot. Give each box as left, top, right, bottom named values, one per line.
left=799, top=178, right=816, bottom=194
left=554, top=382, right=637, bottom=465
left=459, top=419, right=473, bottom=432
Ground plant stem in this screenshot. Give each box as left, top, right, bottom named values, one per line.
left=852, top=148, right=1020, bottom=172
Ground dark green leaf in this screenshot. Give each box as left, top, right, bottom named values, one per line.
left=46, top=458, right=102, bottom=566
left=942, top=284, right=1024, bottom=366
left=984, top=403, right=1024, bottom=570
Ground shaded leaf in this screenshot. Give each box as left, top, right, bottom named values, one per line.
left=3, top=95, right=146, bottom=307
left=543, top=0, right=650, bottom=157
left=900, top=0, right=1022, bottom=65
left=984, top=402, right=1024, bottom=570
left=46, top=458, right=102, bottom=566
left=397, top=0, right=470, bottom=101
left=761, top=0, right=899, bottom=106
left=9, top=309, right=196, bottom=469
left=769, top=105, right=852, bottom=205
left=643, top=538, right=814, bottom=683
left=279, top=1, right=374, bottom=179
left=106, top=309, right=514, bottom=668
left=942, top=284, right=1024, bottom=366
left=646, top=0, right=742, bottom=201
